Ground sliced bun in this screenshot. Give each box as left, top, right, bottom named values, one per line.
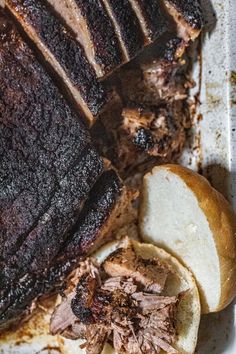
left=140, top=164, right=236, bottom=314
left=94, top=238, right=201, bottom=354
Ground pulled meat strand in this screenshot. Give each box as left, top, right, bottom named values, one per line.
left=51, top=244, right=181, bottom=354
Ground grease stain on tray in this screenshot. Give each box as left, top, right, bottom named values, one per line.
left=230, top=71, right=236, bottom=85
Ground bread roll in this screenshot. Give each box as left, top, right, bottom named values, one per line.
left=94, top=239, right=201, bottom=354
left=140, top=164, right=236, bottom=313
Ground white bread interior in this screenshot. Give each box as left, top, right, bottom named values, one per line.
left=140, top=164, right=236, bottom=314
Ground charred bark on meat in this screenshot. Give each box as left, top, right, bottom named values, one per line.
left=6, top=0, right=110, bottom=122
left=102, top=0, right=145, bottom=59
left=128, top=0, right=168, bottom=42
left=67, top=0, right=124, bottom=77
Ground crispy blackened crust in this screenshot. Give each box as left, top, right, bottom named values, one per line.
left=0, top=7, right=104, bottom=316
left=0, top=8, right=95, bottom=261
left=102, top=0, right=144, bottom=58
left=0, top=260, right=77, bottom=330
left=1, top=148, right=103, bottom=286
left=72, top=0, right=124, bottom=76
left=129, top=0, right=168, bottom=42
left=6, top=0, right=110, bottom=120
left=0, top=170, right=124, bottom=330
left=164, top=0, right=203, bottom=30
left=64, top=169, right=123, bottom=257
left=159, top=35, right=186, bottom=61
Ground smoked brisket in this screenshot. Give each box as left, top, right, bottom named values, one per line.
left=0, top=9, right=124, bottom=330
left=0, top=169, right=125, bottom=330
left=128, top=0, right=168, bottom=43
left=65, top=0, right=124, bottom=77
left=6, top=0, right=110, bottom=124
left=101, top=0, right=145, bottom=59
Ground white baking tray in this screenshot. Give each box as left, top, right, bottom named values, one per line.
left=193, top=1, right=236, bottom=353
left=0, top=0, right=236, bottom=353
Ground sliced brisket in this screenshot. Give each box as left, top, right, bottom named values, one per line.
left=163, top=0, right=203, bottom=40
left=103, top=242, right=169, bottom=293
left=0, top=169, right=126, bottom=329
left=101, top=0, right=145, bottom=59
left=63, top=169, right=125, bottom=258
left=6, top=0, right=110, bottom=124
left=65, top=0, right=124, bottom=77
left=0, top=9, right=124, bottom=330
left=128, top=0, right=168, bottom=43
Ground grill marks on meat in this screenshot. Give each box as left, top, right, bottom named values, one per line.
left=6, top=0, right=110, bottom=124
left=66, top=0, right=124, bottom=78
left=51, top=244, right=180, bottom=354
left=0, top=168, right=125, bottom=329
left=101, top=0, right=145, bottom=60
left=128, top=0, right=168, bottom=43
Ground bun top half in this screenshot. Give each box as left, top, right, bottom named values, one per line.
left=140, top=164, right=236, bottom=313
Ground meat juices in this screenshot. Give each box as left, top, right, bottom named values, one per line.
left=51, top=242, right=180, bottom=354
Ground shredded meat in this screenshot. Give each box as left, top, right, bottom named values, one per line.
left=51, top=241, right=181, bottom=354
left=91, top=57, right=193, bottom=185
left=103, top=244, right=169, bottom=293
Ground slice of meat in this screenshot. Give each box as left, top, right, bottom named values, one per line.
left=128, top=0, right=168, bottom=43
left=0, top=147, right=103, bottom=286
left=0, top=169, right=126, bottom=330
left=102, top=277, right=137, bottom=294
left=162, top=0, right=203, bottom=40
left=103, top=243, right=169, bottom=293
left=6, top=0, right=110, bottom=124
left=65, top=0, right=124, bottom=77
left=0, top=9, right=125, bottom=331
left=132, top=293, right=178, bottom=312
left=101, top=0, right=145, bottom=59
left=50, top=292, right=78, bottom=335
left=63, top=169, right=135, bottom=258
